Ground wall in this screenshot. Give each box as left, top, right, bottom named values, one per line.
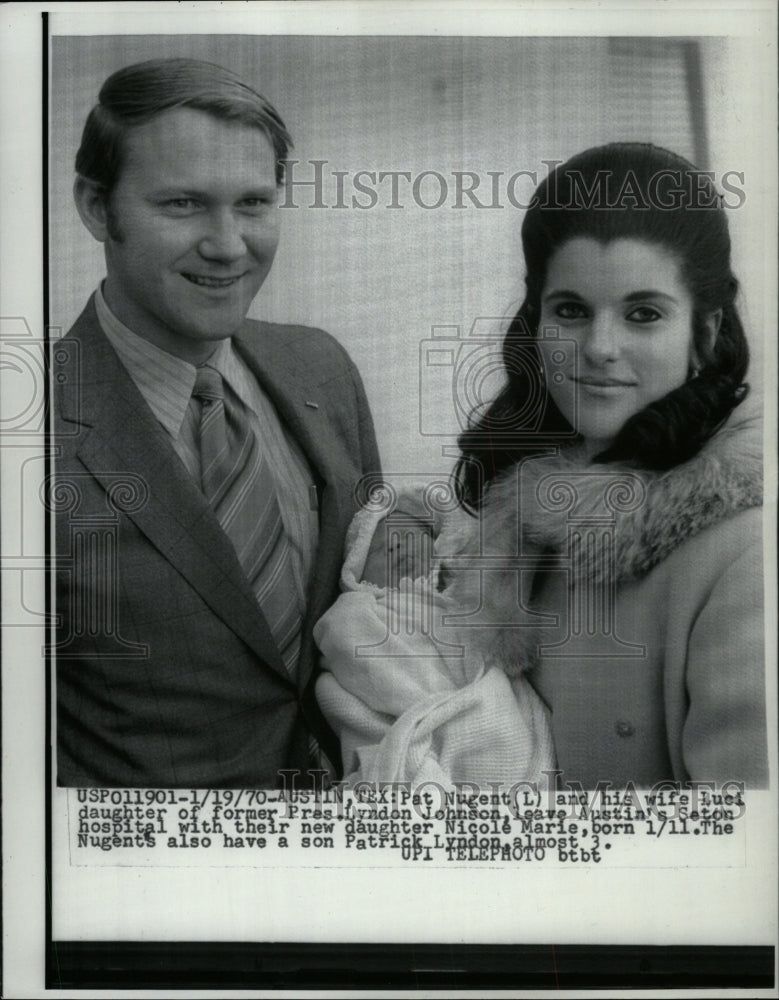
left=50, top=33, right=769, bottom=475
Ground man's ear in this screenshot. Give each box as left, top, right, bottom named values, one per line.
left=73, top=176, right=111, bottom=242
left=691, top=308, right=723, bottom=369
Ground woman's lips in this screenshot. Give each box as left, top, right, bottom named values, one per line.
left=574, top=376, right=636, bottom=387
left=573, top=375, right=636, bottom=397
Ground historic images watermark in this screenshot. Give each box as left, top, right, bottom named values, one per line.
left=1, top=317, right=75, bottom=637
left=1, top=315, right=152, bottom=657
left=353, top=316, right=648, bottom=664
left=279, top=160, right=748, bottom=211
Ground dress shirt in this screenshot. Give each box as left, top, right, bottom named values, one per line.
left=94, top=286, right=319, bottom=603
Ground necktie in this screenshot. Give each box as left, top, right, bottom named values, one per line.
left=193, top=365, right=303, bottom=678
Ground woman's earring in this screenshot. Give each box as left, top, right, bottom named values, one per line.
left=689, top=364, right=701, bottom=381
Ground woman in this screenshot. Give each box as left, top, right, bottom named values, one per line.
left=316, top=143, right=767, bottom=789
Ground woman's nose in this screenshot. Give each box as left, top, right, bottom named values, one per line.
left=198, top=211, right=246, bottom=261
left=582, top=312, right=620, bottom=365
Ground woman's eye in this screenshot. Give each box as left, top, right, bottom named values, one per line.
left=555, top=302, right=587, bottom=320
left=626, top=305, right=662, bottom=323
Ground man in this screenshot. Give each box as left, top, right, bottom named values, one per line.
left=53, top=58, right=380, bottom=788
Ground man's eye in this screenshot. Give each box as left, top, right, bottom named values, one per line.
left=240, top=196, right=274, bottom=210
left=165, top=198, right=200, bottom=211
left=627, top=305, right=662, bottom=323
left=555, top=302, right=587, bottom=320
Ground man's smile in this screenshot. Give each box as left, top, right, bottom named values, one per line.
left=181, top=273, right=245, bottom=288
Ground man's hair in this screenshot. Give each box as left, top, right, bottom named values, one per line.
left=75, top=57, right=293, bottom=192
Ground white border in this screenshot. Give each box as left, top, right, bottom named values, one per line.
left=2, top=2, right=777, bottom=997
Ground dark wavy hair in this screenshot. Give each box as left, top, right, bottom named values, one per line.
left=75, top=57, right=292, bottom=193
left=455, top=142, right=750, bottom=508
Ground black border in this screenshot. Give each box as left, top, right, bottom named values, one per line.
left=43, top=12, right=776, bottom=993
left=43, top=6, right=55, bottom=989
left=46, top=942, right=775, bottom=990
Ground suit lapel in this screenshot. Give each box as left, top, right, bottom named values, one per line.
left=233, top=326, right=354, bottom=688
left=59, top=301, right=292, bottom=683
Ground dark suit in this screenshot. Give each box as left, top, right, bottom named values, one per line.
left=53, top=296, right=380, bottom=788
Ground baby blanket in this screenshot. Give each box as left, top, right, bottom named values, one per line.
left=314, top=502, right=555, bottom=788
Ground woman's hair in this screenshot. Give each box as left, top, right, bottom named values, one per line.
left=455, top=142, right=750, bottom=508
left=75, top=58, right=293, bottom=192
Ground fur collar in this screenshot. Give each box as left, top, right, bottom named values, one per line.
left=437, top=404, right=763, bottom=675
left=480, top=403, right=762, bottom=586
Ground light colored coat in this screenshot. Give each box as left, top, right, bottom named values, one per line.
left=464, top=404, right=767, bottom=788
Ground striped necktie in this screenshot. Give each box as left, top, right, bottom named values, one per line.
left=193, top=365, right=303, bottom=678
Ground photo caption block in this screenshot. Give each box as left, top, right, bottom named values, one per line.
left=65, top=780, right=748, bottom=869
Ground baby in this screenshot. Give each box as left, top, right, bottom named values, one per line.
left=313, top=485, right=555, bottom=788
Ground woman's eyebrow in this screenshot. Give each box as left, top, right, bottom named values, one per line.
left=543, top=289, right=586, bottom=301
left=624, top=290, right=679, bottom=304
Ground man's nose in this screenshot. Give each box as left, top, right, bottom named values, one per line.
left=198, top=210, right=247, bottom=261
left=583, top=312, right=620, bottom=365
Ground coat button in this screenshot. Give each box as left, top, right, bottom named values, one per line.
left=615, top=720, right=634, bottom=738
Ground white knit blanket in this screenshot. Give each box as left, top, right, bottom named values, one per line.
left=313, top=504, right=555, bottom=788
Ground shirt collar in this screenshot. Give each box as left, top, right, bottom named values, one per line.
left=94, top=286, right=249, bottom=437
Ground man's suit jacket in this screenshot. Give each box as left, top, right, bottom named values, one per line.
left=54, top=296, right=380, bottom=788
